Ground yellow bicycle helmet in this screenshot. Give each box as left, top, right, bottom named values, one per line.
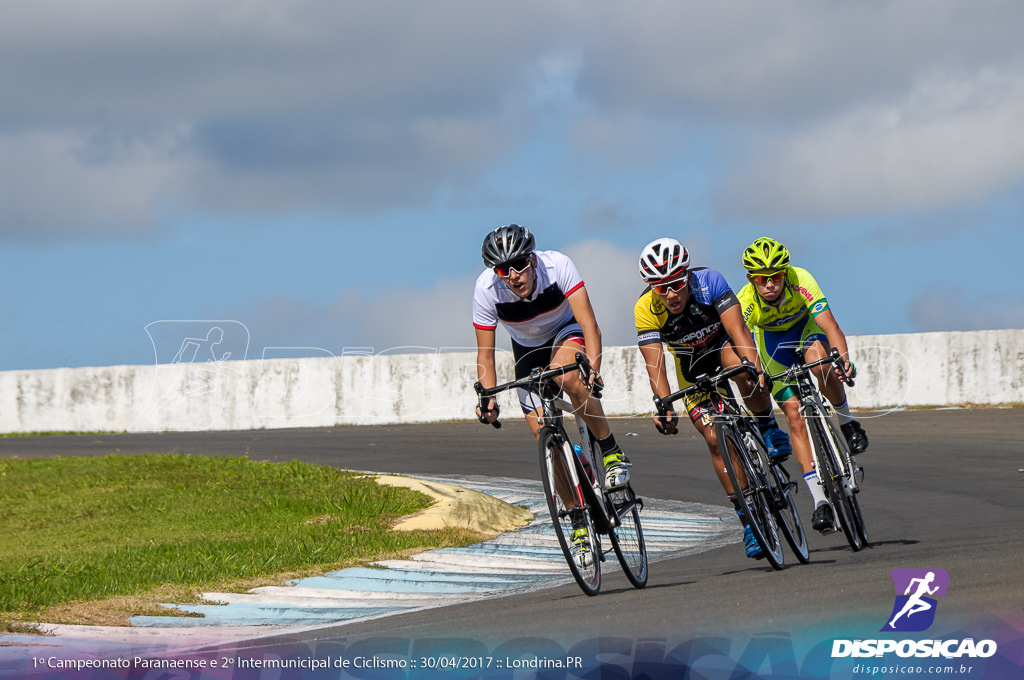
left=742, top=237, right=791, bottom=272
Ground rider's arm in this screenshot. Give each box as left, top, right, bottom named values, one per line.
left=720, top=304, right=763, bottom=372
left=639, top=341, right=679, bottom=433
left=475, top=326, right=498, bottom=389
left=813, top=309, right=855, bottom=380
left=566, top=285, right=603, bottom=373
left=638, top=342, right=672, bottom=399
left=475, top=327, right=500, bottom=421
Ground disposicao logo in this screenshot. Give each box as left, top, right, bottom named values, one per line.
left=831, top=568, right=998, bottom=660
left=883, top=568, right=949, bottom=632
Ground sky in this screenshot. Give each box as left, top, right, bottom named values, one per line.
left=2, top=0, right=1023, bottom=371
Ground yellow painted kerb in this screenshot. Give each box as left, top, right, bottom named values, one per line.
left=375, top=475, right=533, bottom=537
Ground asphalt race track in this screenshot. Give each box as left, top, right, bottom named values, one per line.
left=4, top=408, right=1023, bottom=673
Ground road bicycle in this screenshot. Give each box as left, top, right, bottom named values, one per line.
left=654, top=360, right=809, bottom=570
left=474, top=353, right=648, bottom=595
left=769, top=347, right=868, bottom=551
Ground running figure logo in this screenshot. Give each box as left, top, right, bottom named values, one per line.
left=882, top=568, right=949, bottom=632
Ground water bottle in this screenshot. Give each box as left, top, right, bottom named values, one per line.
left=574, top=444, right=595, bottom=483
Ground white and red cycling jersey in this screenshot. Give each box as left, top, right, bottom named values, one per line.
left=472, top=250, right=584, bottom=347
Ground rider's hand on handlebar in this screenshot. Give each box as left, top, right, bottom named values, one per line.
left=586, top=369, right=604, bottom=399
left=476, top=398, right=499, bottom=425
left=654, top=410, right=679, bottom=435
left=835, top=359, right=857, bottom=383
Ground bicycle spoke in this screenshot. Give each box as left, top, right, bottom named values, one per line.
left=607, top=487, right=648, bottom=588
left=538, top=427, right=601, bottom=595
left=718, top=422, right=785, bottom=570
left=826, top=419, right=870, bottom=547
left=809, top=417, right=863, bottom=551
left=747, top=424, right=810, bottom=565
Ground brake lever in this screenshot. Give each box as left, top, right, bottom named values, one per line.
left=473, top=382, right=502, bottom=429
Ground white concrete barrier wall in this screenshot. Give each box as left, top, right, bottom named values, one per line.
left=0, top=329, right=1019, bottom=434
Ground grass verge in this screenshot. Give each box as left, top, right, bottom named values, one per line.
left=0, top=454, right=480, bottom=631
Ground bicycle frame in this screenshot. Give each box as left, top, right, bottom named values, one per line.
left=654, top=359, right=790, bottom=569
left=769, top=347, right=867, bottom=549
left=480, top=356, right=623, bottom=532
left=772, top=348, right=860, bottom=493
left=474, top=351, right=647, bottom=593
left=653, top=360, right=762, bottom=452
left=541, top=392, right=609, bottom=532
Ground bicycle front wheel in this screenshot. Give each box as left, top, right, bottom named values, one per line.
left=717, top=421, right=785, bottom=570
left=825, top=417, right=869, bottom=547
left=607, top=486, right=648, bottom=589
left=538, top=426, right=601, bottom=595
left=742, top=425, right=810, bottom=564
left=808, top=415, right=863, bottom=551
left=768, top=462, right=810, bottom=564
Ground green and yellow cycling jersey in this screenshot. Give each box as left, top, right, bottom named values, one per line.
left=737, top=266, right=830, bottom=332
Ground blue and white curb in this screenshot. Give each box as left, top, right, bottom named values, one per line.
left=130, top=475, right=738, bottom=629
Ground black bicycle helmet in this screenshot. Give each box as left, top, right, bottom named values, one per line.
left=481, top=224, right=535, bottom=267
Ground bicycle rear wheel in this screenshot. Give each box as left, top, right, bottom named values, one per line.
left=607, top=486, right=648, bottom=589
left=808, top=415, right=863, bottom=551
left=538, top=426, right=601, bottom=595
left=717, top=422, right=785, bottom=570
left=742, top=426, right=810, bottom=564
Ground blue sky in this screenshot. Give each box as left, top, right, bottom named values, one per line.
left=2, top=1, right=1023, bottom=371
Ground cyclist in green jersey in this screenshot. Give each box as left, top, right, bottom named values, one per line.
left=737, top=237, right=869, bottom=534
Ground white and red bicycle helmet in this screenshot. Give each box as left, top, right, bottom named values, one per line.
left=639, top=238, right=689, bottom=282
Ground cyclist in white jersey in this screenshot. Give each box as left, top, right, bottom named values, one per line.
left=473, top=224, right=630, bottom=568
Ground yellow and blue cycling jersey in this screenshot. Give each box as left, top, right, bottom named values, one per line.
left=737, top=266, right=830, bottom=401
left=635, top=267, right=741, bottom=418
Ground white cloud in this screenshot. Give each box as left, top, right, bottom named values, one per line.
left=235, top=276, right=480, bottom=356
left=0, top=128, right=192, bottom=237
left=5, top=1, right=1024, bottom=235
left=234, top=239, right=645, bottom=354
left=562, top=240, right=644, bottom=348
left=529, top=51, right=584, bottom=107
left=720, top=66, right=1024, bottom=221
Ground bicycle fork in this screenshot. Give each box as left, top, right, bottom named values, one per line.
left=801, top=402, right=860, bottom=495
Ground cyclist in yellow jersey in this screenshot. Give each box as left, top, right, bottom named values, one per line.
left=737, top=237, right=869, bottom=534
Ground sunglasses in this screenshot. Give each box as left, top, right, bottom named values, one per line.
left=750, top=271, right=786, bottom=285
left=652, top=275, right=688, bottom=295
left=494, top=257, right=532, bottom=278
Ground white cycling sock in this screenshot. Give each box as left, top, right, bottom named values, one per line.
left=803, top=470, right=828, bottom=506
left=833, top=398, right=854, bottom=425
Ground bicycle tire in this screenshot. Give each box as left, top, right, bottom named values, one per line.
left=807, top=414, right=863, bottom=551
left=607, top=486, right=648, bottom=589
left=742, top=425, right=810, bottom=564
left=717, top=421, right=785, bottom=570
left=538, top=426, right=601, bottom=595
left=825, top=417, right=869, bottom=547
